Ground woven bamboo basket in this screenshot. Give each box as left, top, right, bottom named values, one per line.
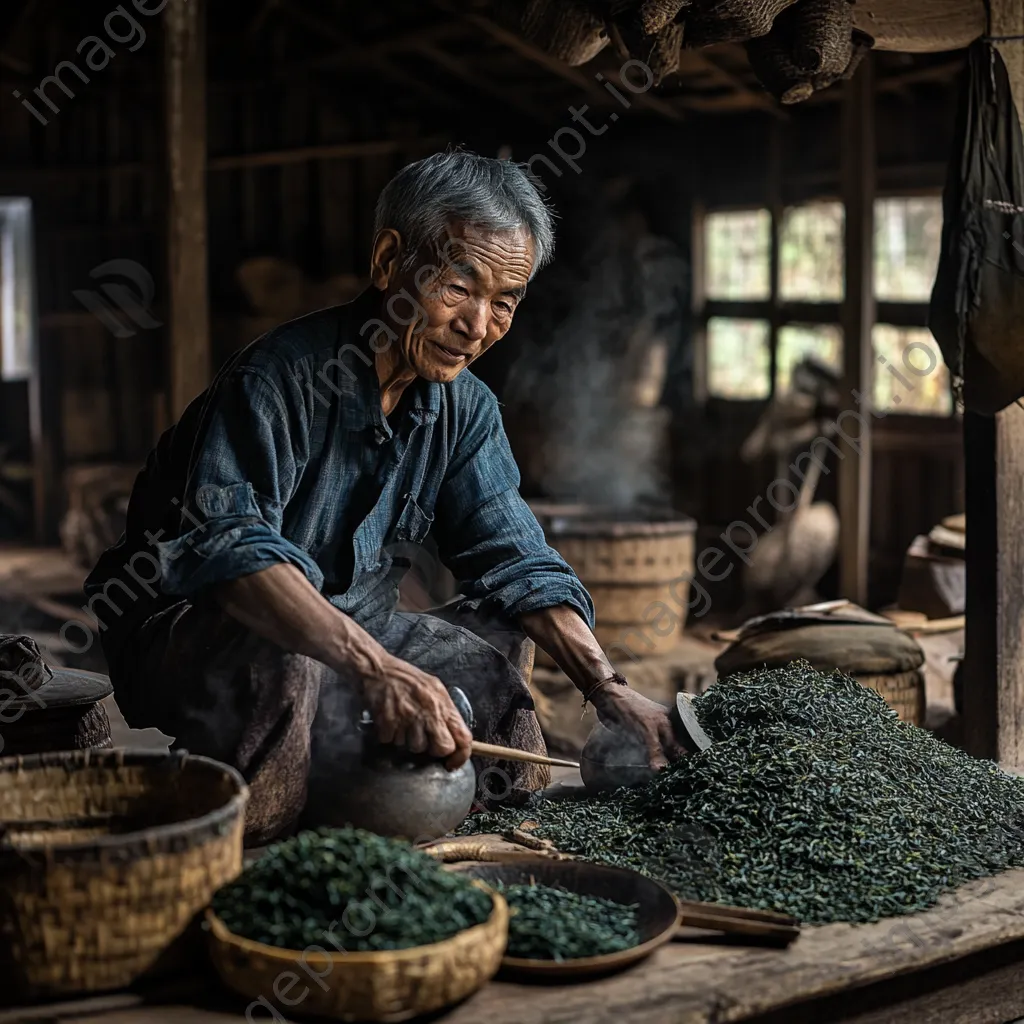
left=854, top=669, right=927, bottom=726
left=531, top=504, right=696, bottom=665
left=206, top=884, right=508, bottom=1022
left=0, top=749, right=248, bottom=1000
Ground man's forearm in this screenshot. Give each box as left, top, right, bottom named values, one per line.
left=214, top=563, right=473, bottom=766
left=213, top=562, right=390, bottom=679
left=519, top=605, right=616, bottom=696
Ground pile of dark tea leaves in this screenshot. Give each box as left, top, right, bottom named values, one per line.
left=498, top=881, right=640, bottom=961
left=211, top=827, right=492, bottom=950
left=462, top=662, right=1024, bottom=924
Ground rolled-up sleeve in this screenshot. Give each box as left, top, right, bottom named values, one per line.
left=157, top=367, right=324, bottom=596
left=435, top=390, right=595, bottom=627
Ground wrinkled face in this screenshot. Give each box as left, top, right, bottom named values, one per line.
left=372, top=221, right=535, bottom=384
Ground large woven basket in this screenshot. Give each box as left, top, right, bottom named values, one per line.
left=854, top=669, right=927, bottom=726
left=531, top=503, right=697, bottom=664
left=206, top=884, right=508, bottom=1022
left=0, top=749, right=248, bottom=1000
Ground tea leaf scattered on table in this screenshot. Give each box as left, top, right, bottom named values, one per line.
left=461, top=663, right=1024, bottom=924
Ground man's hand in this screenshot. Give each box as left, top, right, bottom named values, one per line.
left=587, top=677, right=685, bottom=772
left=362, top=655, right=474, bottom=770
left=520, top=605, right=688, bottom=772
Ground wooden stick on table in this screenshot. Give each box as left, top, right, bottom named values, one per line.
left=675, top=899, right=801, bottom=946
left=470, top=741, right=579, bottom=770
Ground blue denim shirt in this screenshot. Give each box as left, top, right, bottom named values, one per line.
left=86, top=289, right=594, bottom=657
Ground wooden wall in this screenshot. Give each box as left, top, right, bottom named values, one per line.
left=673, top=403, right=963, bottom=613
left=0, top=0, right=965, bottom=615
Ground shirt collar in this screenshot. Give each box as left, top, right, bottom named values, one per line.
left=338, top=288, right=441, bottom=429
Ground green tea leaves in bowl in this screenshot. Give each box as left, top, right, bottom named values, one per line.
left=211, top=827, right=493, bottom=951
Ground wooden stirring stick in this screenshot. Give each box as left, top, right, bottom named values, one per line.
left=674, top=899, right=800, bottom=947
left=470, top=741, right=580, bottom=769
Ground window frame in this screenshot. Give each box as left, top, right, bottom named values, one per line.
left=695, top=189, right=948, bottom=416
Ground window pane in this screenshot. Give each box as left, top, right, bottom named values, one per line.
left=874, top=196, right=942, bottom=301
left=705, top=209, right=771, bottom=300
left=780, top=201, right=845, bottom=301
left=0, top=198, right=34, bottom=382
left=707, top=317, right=771, bottom=399
left=873, top=325, right=952, bottom=415
left=777, top=324, right=843, bottom=393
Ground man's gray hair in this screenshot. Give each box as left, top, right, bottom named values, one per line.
left=374, top=150, right=555, bottom=279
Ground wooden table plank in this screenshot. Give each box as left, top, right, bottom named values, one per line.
left=11, top=870, right=1024, bottom=1023
left=439, top=869, right=1024, bottom=1024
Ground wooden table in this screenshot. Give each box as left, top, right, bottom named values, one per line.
left=8, top=869, right=1024, bottom=1024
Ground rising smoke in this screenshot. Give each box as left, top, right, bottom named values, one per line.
left=502, top=207, right=687, bottom=509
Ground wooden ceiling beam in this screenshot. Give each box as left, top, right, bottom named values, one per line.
left=288, top=18, right=462, bottom=73
left=675, top=92, right=780, bottom=114
left=246, top=0, right=281, bottom=39
left=682, top=48, right=787, bottom=120
left=804, top=56, right=966, bottom=105
left=439, top=4, right=685, bottom=123
left=0, top=0, right=36, bottom=74
left=274, top=2, right=465, bottom=109
left=413, top=42, right=550, bottom=122
left=368, top=53, right=468, bottom=111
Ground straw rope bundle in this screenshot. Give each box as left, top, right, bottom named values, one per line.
left=746, top=0, right=872, bottom=103
left=0, top=750, right=248, bottom=1000
left=683, top=0, right=800, bottom=46
left=520, top=0, right=609, bottom=65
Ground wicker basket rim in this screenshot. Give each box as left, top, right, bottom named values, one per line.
left=535, top=515, right=698, bottom=540
left=205, top=883, right=506, bottom=966
left=583, top=579, right=695, bottom=591
left=0, top=748, right=249, bottom=856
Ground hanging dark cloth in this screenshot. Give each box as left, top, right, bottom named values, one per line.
left=929, top=40, right=1024, bottom=415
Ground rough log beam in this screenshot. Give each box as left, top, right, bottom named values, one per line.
left=165, top=0, right=210, bottom=420
left=293, top=19, right=461, bottom=73
left=963, top=1, right=1024, bottom=766
left=838, top=52, right=875, bottom=606
left=209, top=139, right=404, bottom=171
left=682, top=48, right=787, bottom=119
left=447, top=6, right=685, bottom=123
left=276, top=3, right=464, bottom=111
left=805, top=58, right=968, bottom=105
left=413, top=42, right=548, bottom=121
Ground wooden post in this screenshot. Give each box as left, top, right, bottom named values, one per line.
left=164, top=0, right=210, bottom=420
left=768, top=120, right=782, bottom=397
left=963, top=2, right=1024, bottom=766
left=838, top=52, right=876, bottom=606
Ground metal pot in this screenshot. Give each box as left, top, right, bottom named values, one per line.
left=303, top=686, right=478, bottom=840
left=303, top=746, right=477, bottom=841
left=580, top=693, right=712, bottom=793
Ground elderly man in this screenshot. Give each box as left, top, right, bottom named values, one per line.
left=87, top=151, right=684, bottom=842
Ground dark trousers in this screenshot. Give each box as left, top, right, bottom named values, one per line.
left=110, top=597, right=547, bottom=843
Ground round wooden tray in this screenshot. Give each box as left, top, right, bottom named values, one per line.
left=205, top=883, right=508, bottom=1022
left=449, top=858, right=680, bottom=981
